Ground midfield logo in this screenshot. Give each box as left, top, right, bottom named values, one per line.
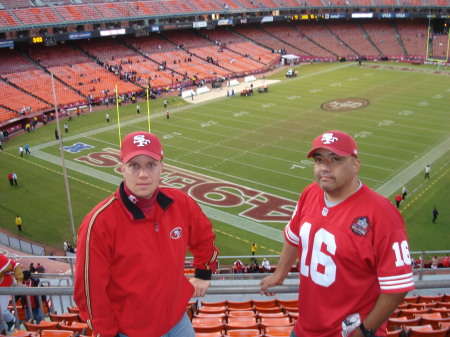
left=63, top=142, right=94, bottom=153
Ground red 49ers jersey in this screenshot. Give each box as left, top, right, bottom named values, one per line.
left=285, top=183, right=414, bottom=337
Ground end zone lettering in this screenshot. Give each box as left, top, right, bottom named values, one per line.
left=75, top=148, right=296, bottom=223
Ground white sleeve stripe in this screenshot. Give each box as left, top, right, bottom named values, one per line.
left=379, top=272, right=414, bottom=281
left=379, top=273, right=414, bottom=291
left=380, top=281, right=415, bottom=291
left=285, top=225, right=299, bottom=246
left=379, top=276, right=414, bottom=286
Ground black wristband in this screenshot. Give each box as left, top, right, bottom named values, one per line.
left=360, top=323, right=376, bottom=337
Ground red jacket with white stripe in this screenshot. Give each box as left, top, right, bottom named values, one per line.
left=74, top=184, right=218, bottom=337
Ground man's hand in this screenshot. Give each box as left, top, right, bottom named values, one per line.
left=189, top=278, right=211, bottom=297
left=259, top=273, right=285, bottom=296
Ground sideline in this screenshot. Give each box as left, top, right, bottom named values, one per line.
left=376, top=137, right=450, bottom=197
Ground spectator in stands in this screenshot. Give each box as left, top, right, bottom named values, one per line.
left=443, top=255, right=449, bottom=268
left=21, top=270, right=46, bottom=324
left=0, top=254, right=23, bottom=334
left=234, top=259, right=243, bottom=274
left=431, top=256, right=439, bottom=269
left=260, top=130, right=414, bottom=337
left=74, top=131, right=219, bottom=337
left=261, top=258, right=271, bottom=273
left=29, top=263, right=35, bottom=273
left=35, top=263, right=45, bottom=273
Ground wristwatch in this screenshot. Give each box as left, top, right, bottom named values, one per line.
left=360, top=323, right=376, bottom=337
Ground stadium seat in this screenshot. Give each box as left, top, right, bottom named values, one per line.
left=226, top=316, right=259, bottom=330
left=193, top=324, right=225, bottom=334
left=405, top=325, right=450, bottom=337
left=194, top=312, right=227, bottom=320
left=263, top=325, right=293, bottom=336
left=39, top=331, right=75, bottom=337
left=409, top=302, right=438, bottom=309
left=419, top=316, right=450, bottom=329
left=201, top=300, right=227, bottom=307
left=192, top=317, right=225, bottom=326
left=48, top=313, right=80, bottom=323
left=227, top=300, right=253, bottom=311
left=195, top=332, right=223, bottom=337
left=386, top=330, right=402, bottom=337
left=228, top=311, right=257, bottom=318
left=276, top=299, right=298, bottom=308
left=255, top=306, right=283, bottom=314
left=198, top=306, right=228, bottom=314
left=419, top=295, right=445, bottom=303
left=260, top=317, right=293, bottom=330
left=279, top=305, right=298, bottom=313
left=400, top=308, right=431, bottom=319
left=252, top=299, right=277, bottom=308
left=431, top=307, right=450, bottom=316
left=403, top=295, right=420, bottom=304
left=225, top=329, right=261, bottom=336
left=387, top=317, right=421, bottom=331
left=58, top=321, right=91, bottom=335
left=24, top=321, right=59, bottom=331
left=10, top=331, right=38, bottom=337
left=257, top=312, right=288, bottom=319
left=67, top=306, right=79, bottom=314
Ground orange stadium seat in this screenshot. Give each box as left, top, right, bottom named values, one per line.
left=226, top=316, right=259, bottom=330
left=48, top=313, right=80, bottom=323
left=198, top=306, right=227, bottom=315
left=39, top=331, right=75, bottom=337
left=252, top=299, right=277, bottom=308
left=263, top=325, right=294, bottom=336
left=276, top=299, right=298, bottom=308
left=228, top=311, right=257, bottom=318
left=10, top=331, right=38, bottom=337
left=225, top=329, right=261, bottom=336
left=387, top=317, right=421, bottom=331
left=201, top=301, right=227, bottom=307
left=195, top=332, right=223, bottom=337
left=405, top=325, right=450, bottom=337
left=24, top=321, right=59, bottom=331
left=227, top=300, right=253, bottom=311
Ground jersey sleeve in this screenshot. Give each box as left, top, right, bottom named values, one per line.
left=185, top=195, right=219, bottom=279
left=373, top=205, right=415, bottom=294
left=74, top=197, right=120, bottom=337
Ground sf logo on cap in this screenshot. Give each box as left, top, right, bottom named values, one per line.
left=134, top=135, right=151, bottom=147
left=321, top=133, right=338, bottom=144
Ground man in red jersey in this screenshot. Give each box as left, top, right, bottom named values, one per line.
left=260, top=130, right=414, bottom=337
left=75, top=131, right=219, bottom=337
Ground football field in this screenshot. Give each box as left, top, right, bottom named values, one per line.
left=1, top=62, right=449, bottom=262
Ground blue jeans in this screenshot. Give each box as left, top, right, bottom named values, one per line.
left=25, top=307, right=43, bottom=324
left=118, top=312, right=195, bottom=337
left=291, top=330, right=297, bottom=337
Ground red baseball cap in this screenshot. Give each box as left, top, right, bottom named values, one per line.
left=120, top=131, right=164, bottom=163
left=307, top=130, right=358, bottom=158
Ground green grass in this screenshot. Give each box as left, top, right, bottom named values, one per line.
left=1, top=62, right=449, bottom=258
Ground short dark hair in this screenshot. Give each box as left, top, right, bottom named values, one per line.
left=23, top=270, right=31, bottom=280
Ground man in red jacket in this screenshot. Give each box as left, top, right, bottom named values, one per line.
left=75, top=131, right=219, bottom=337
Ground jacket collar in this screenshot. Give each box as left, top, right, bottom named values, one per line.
left=118, top=182, right=174, bottom=220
